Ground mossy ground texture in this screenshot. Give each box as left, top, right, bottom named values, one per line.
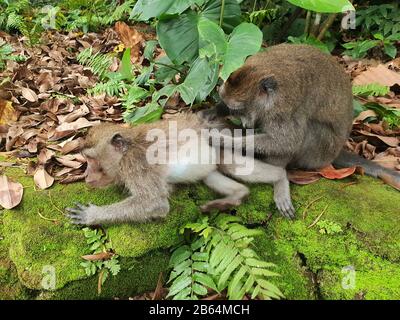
left=0, top=160, right=399, bottom=300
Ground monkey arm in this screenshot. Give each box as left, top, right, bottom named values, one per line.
left=198, top=101, right=231, bottom=122
left=66, top=195, right=170, bottom=226
left=211, top=126, right=305, bottom=158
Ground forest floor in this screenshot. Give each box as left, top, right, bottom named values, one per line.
left=0, top=24, right=400, bottom=300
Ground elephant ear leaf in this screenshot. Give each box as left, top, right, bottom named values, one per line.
left=220, top=23, right=263, bottom=81
left=286, top=0, right=354, bottom=13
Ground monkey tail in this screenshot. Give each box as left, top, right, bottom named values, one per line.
left=333, top=149, right=400, bottom=190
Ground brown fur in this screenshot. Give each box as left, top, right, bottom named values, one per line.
left=202, top=43, right=400, bottom=189
left=218, top=44, right=353, bottom=169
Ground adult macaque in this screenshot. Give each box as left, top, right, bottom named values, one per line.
left=201, top=44, right=400, bottom=197
left=66, top=114, right=293, bottom=226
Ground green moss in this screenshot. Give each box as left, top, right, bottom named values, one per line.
left=0, top=165, right=205, bottom=293
left=40, top=251, right=170, bottom=300
left=1, top=158, right=399, bottom=300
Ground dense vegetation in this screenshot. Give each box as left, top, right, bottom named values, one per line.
left=1, top=0, right=399, bottom=300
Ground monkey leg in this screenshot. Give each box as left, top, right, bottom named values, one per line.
left=200, top=171, right=250, bottom=213
left=220, top=158, right=295, bottom=219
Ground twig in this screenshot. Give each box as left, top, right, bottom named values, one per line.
left=48, top=191, right=65, bottom=215
left=308, top=205, right=329, bottom=229
left=98, top=269, right=105, bottom=295
left=37, top=209, right=59, bottom=222
left=317, top=13, right=338, bottom=41
left=302, top=195, right=325, bottom=220
left=340, top=181, right=358, bottom=189
left=152, top=272, right=165, bottom=300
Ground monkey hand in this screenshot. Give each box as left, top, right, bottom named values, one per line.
left=198, top=108, right=219, bottom=122
left=66, top=202, right=99, bottom=226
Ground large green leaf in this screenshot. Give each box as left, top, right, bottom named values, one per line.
left=124, top=102, right=163, bottom=124
left=157, top=11, right=199, bottom=64
left=286, top=0, right=354, bottom=13
left=178, top=57, right=210, bottom=104
left=220, top=23, right=262, bottom=80
left=131, top=0, right=176, bottom=20
left=166, top=0, right=198, bottom=15
left=202, top=0, right=242, bottom=32
left=198, top=16, right=227, bottom=59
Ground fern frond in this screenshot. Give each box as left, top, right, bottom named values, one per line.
left=168, top=214, right=283, bottom=300
left=106, top=0, right=136, bottom=25
left=77, top=47, right=113, bottom=80
left=352, top=83, right=390, bottom=97
left=167, top=239, right=217, bottom=300
left=88, top=79, right=127, bottom=96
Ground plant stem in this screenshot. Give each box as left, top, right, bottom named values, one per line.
left=219, top=0, right=226, bottom=27
left=252, top=0, right=258, bottom=13
left=317, top=13, right=337, bottom=41
left=304, top=10, right=311, bottom=36
left=310, top=13, right=322, bottom=37
left=154, top=61, right=183, bottom=74
left=277, top=7, right=303, bottom=42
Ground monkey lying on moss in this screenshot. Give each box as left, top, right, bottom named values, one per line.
left=66, top=114, right=293, bottom=225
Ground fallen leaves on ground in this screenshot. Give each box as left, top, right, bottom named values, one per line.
left=288, top=165, right=357, bottom=185
left=0, top=175, right=23, bottom=209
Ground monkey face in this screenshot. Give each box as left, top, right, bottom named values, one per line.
left=82, top=125, right=131, bottom=188
left=84, top=156, right=115, bottom=188
left=219, top=65, right=278, bottom=112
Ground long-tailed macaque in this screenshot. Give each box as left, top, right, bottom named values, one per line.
left=66, top=114, right=294, bottom=225
left=201, top=44, right=400, bottom=198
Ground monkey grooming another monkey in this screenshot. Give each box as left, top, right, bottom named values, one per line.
left=66, top=114, right=292, bottom=226
left=202, top=44, right=400, bottom=204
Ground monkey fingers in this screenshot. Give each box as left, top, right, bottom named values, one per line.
left=275, top=198, right=295, bottom=220
left=200, top=199, right=241, bottom=213
left=66, top=203, right=91, bottom=225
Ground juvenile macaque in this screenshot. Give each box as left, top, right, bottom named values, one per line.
left=202, top=44, right=400, bottom=198
left=66, top=114, right=292, bottom=225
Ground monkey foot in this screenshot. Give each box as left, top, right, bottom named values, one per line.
left=274, top=197, right=295, bottom=220
left=200, top=199, right=241, bottom=213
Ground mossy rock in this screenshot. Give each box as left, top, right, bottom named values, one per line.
left=0, top=160, right=399, bottom=300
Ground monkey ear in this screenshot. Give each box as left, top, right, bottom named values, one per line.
left=260, top=76, right=278, bottom=93
left=111, top=133, right=129, bottom=153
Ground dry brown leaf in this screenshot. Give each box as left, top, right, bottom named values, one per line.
left=81, top=252, right=113, bottom=261
left=34, top=167, right=54, bottom=189
left=319, top=165, right=356, bottom=179
left=21, top=87, right=38, bottom=103
left=61, top=138, right=83, bottom=154
left=354, top=110, right=377, bottom=122
left=115, top=21, right=145, bottom=63
left=0, top=175, right=23, bottom=209
left=55, top=117, right=99, bottom=133
left=353, top=64, right=400, bottom=86
left=0, top=99, right=18, bottom=125
left=56, top=156, right=82, bottom=169
left=38, top=148, right=55, bottom=165
left=288, top=170, right=321, bottom=185
left=357, top=130, right=399, bottom=147
left=59, top=173, right=85, bottom=184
